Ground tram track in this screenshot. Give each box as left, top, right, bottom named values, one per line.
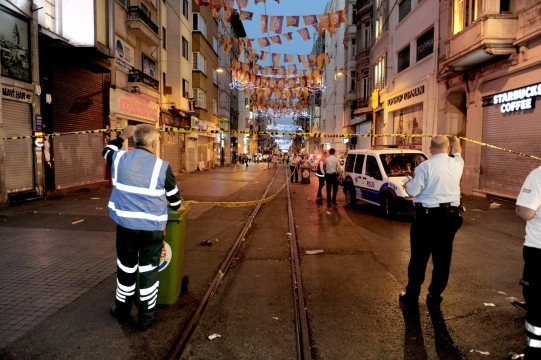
left=165, top=167, right=311, bottom=360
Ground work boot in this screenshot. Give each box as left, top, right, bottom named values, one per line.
left=110, top=304, right=132, bottom=322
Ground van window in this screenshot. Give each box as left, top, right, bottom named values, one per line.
left=345, top=154, right=356, bottom=172
left=380, top=153, right=427, bottom=177
left=365, top=156, right=382, bottom=180
left=354, top=154, right=365, bottom=174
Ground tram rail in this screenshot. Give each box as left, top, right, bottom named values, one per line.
left=165, top=167, right=311, bottom=360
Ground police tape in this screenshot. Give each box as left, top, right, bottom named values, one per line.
left=183, top=181, right=287, bottom=208
left=2, top=128, right=540, bottom=162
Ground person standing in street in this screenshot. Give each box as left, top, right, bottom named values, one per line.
left=315, top=151, right=327, bottom=204
left=102, top=124, right=181, bottom=331
left=399, top=136, right=464, bottom=310
left=508, top=166, right=541, bottom=360
left=289, top=153, right=300, bottom=183
left=324, top=148, right=339, bottom=208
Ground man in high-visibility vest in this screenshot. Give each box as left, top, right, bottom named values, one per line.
left=102, top=124, right=181, bottom=331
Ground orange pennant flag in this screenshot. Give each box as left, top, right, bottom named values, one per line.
left=269, top=16, right=284, bottom=34
left=261, top=15, right=268, bottom=34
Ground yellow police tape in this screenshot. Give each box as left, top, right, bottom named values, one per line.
left=183, top=181, right=287, bottom=208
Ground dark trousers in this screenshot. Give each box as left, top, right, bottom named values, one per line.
left=522, top=246, right=541, bottom=359
left=316, top=175, right=325, bottom=198
left=325, top=173, right=338, bottom=205
left=405, top=209, right=463, bottom=298
left=115, top=225, right=163, bottom=326
left=290, top=165, right=298, bottom=183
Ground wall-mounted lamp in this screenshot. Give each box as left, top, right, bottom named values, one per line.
left=45, top=94, right=52, bottom=104
left=130, top=86, right=141, bottom=95
left=215, top=67, right=224, bottom=73
left=335, top=69, right=345, bottom=80
left=35, top=84, right=42, bottom=96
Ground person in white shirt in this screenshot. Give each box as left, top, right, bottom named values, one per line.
left=399, top=136, right=464, bottom=311
left=315, top=151, right=327, bottom=202
left=324, top=148, right=340, bottom=208
left=509, top=167, right=541, bottom=360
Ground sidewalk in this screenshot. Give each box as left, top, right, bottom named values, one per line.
left=0, top=163, right=277, bottom=359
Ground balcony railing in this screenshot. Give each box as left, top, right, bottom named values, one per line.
left=127, top=6, right=159, bottom=35
left=128, top=69, right=159, bottom=91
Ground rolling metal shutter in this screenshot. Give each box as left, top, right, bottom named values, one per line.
left=480, top=105, right=541, bottom=198
left=162, top=131, right=182, bottom=175
left=3, top=100, right=33, bottom=193
left=50, top=65, right=106, bottom=189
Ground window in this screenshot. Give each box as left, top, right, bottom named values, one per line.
left=213, top=68, right=219, bottom=85
left=354, top=155, right=365, bottom=174
left=362, top=20, right=371, bottom=50
left=117, top=0, right=126, bottom=6
left=212, top=37, right=219, bottom=53
left=453, top=0, right=479, bottom=34
left=182, top=79, right=189, bottom=98
left=362, top=70, right=369, bottom=101
left=212, top=98, right=218, bottom=114
left=45, top=0, right=56, bottom=31
left=416, top=27, right=434, bottom=61
left=375, top=2, right=388, bottom=40
left=163, top=72, right=166, bottom=86
left=162, top=27, right=166, bottom=49
left=141, top=3, right=150, bottom=18
left=374, top=54, right=386, bottom=89
left=194, top=88, right=206, bottom=109
left=182, top=37, right=189, bottom=59
left=350, top=38, right=356, bottom=59
left=397, top=45, right=410, bottom=73
left=345, top=154, right=356, bottom=172
left=193, top=52, right=206, bottom=73
left=398, top=0, right=411, bottom=22
left=350, top=71, right=356, bottom=92
left=182, top=0, right=189, bottom=18
left=366, top=156, right=382, bottom=180
left=193, top=13, right=206, bottom=36
left=500, top=0, right=511, bottom=13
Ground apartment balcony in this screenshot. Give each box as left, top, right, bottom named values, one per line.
left=443, top=14, right=517, bottom=71
left=128, top=69, right=159, bottom=91
left=126, top=6, right=160, bottom=46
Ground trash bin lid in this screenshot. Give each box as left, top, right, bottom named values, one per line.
left=168, top=204, right=190, bottom=220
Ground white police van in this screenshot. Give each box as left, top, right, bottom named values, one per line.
left=341, top=147, right=427, bottom=217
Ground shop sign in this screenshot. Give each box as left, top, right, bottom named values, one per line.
left=115, top=91, right=158, bottom=122
left=1, top=85, right=32, bottom=103
left=387, top=85, right=425, bottom=106
left=492, top=83, right=541, bottom=113
left=115, top=37, right=135, bottom=73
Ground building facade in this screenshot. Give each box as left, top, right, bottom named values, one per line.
left=438, top=0, right=541, bottom=198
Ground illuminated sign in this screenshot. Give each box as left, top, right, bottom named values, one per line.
left=387, top=85, right=425, bottom=106
left=493, top=83, right=541, bottom=113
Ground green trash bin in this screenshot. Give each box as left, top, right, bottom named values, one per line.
left=157, top=205, right=190, bottom=306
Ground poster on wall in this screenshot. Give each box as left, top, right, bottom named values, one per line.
left=393, top=103, right=423, bottom=150
left=0, top=6, right=30, bottom=83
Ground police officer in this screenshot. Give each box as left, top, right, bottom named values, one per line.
left=399, top=136, right=464, bottom=310
left=508, top=166, right=541, bottom=360
left=102, top=124, right=181, bottom=330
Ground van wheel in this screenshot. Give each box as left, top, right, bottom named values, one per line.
left=344, top=184, right=356, bottom=207
left=381, top=193, right=395, bottom=218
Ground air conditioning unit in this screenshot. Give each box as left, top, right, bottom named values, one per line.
left=163, top=86, right=172, bottom=95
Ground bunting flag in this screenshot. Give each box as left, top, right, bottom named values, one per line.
left=284, top=53, right=294, bottom=63
left=240, top=10, right=253, bottom=21
left=223, top=38, right=233, bottom=52
left=224, top=8, right=236, bottom=23
left=269, top=16, right=284, bottom=34
left=261, top=15, right=268, bottom=34
left=286, top=16, right=300, bottom=27
left=298, top=54, right=310, bottom=68
left=255, top=0, right=267, bottom=4
left=209, top=0, right=222, bottom=18
left=329, top=11, right=341, bottom=34
left=272, top=53, right=281, bottom=68
left=297, top=28, right=311, bottom=41
left=260, top=51, right=269, bottom=61
left=257, top=37, right=270, bottom=48
left=287, top=64, right=297, bottom=75
left=317, top=14, right=330, bottom=31
left=338, top=9, right=348, bottom=24
left=302, top=14, right=318, bottom=26
left=283, top=32, right=294, bottom=41
left=236, top=0, right=248, bottom=8
left=270, top=35, right=282, bottom=44
left=312, top=23, right=325, bottom=36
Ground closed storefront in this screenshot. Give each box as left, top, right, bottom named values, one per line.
left=479, top=82, right=541, bottom=198
left=2, top=97, right=33, bottom=193
left=49, top=65, right=106, bottom=190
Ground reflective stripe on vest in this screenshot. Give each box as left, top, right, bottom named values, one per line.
left=109, top=149, right=169, bottom=231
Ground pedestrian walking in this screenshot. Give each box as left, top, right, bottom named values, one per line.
left=289, top=153, right=300, bottom=183
left=272, top=153, right=279, bottom=169
left=315, top=151, right=327, bottom=204
left=508, top=166, right=541, bottom=360
left=399, top=136, right=464, bottom=310
left=102, top=124, right=182, bottom=331
left=324, top=148, right=339, bottom=208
